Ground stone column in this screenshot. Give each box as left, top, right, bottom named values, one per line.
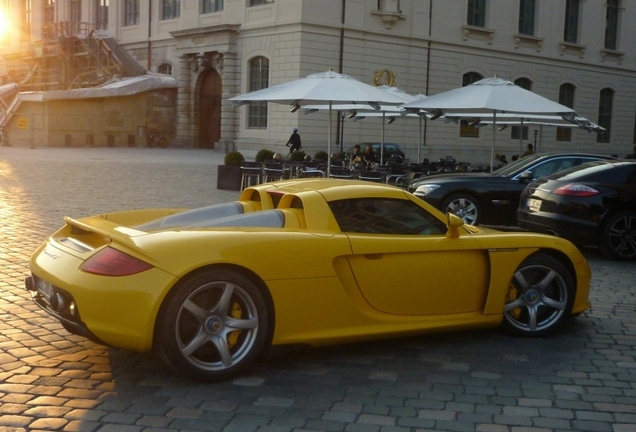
left=176, top=54, right=194, bottom=147
left=218, top=51, right=239, bottom=150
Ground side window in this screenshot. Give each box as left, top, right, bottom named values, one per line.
left=328, top=198, right=447, bottom=235
left=529, top=158, right=576, bottom=179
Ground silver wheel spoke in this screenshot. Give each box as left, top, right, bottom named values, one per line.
left=211, top=335, right=233, bottom=366
left=541, top=295, right=566, bottom=310
left=183, top=299, right=209, bottom=321
left=213, top=283, right=235, bottom=316
left=226, top=317, right=258, bottom=330
left=536, top=269, right=556, bottom=291
left=513, top=270, right=530, bottom=289
left=528, top=305, right=538, bottom=331
left=504, top=298, right=524, bottom=312
left=181, top=331, right=208, bottom=357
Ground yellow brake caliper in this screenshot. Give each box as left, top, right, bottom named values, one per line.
left=227, top=302, right=243, bottom=348
left=507, top=284, right=522, bottom=318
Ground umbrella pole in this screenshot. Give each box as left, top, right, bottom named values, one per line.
left=381, top=112, right=385, bottom=166
left=418, top=115, right=422, bottom=163
left=519, top=118, right=524, bottom=157
left=491, top=111, right=496, bottom=172
left=328, top=102, right=332, bottom=177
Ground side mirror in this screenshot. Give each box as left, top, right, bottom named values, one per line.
left=446, top=213, right=465, bottom=238
left=519, top=170, right=534, bottom=183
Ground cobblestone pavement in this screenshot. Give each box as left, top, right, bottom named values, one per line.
left=0, top=147, right=634, bottom=432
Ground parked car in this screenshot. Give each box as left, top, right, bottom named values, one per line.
left=518, top=160, right=636, bottom=261
left=409, top=152, right=618, bottom=226
left=346, top=142, right=406, bottom=161
left=26, top=179, right=590, bottom=382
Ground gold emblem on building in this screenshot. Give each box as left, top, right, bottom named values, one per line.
left=374, top=69, right=397, bottom=87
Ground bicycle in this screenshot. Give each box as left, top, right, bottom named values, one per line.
left=146, top=133, right=168, bottom=148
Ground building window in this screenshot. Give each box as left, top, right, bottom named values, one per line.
left=378, top=0, right=400, bottom=12
left=22, top=0, right=32, bottom=38
left=124, top=0, right=139, bottom=26
left=43, top=0, right=55, bottom=38
left=96, top=0, right=108, bottom=30
left=467, top=0, right=486, bottom=27
left=604, top=0, right=619, bottom=50
left=161, top=0, right=180, bottom=20
left=511, top=78, right=532, bottom=140
left=518, top=0, right=535, bottom=35
left=158, top=63, right=173, bottom=75
left=248, top=57, right=269, bottom=129
left=563, top=0, right=580, bottom=43
left=70, top=0, right=81, bottom=34
left=557, top=83, right=575, bottom=142
left=249, top=0, right=267, bottom=5
left=460, top=72, right=483, bottom=138
left=202, top=0, right=223, bottom=13
left=597, top=88, right=613, bottom=143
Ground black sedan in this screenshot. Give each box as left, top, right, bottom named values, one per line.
left=517, top=161, right=636, bottom=261
left=409, top=152, right=617, bottom=226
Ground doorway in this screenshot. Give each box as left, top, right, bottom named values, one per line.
left=199, top=69, right=222, bottom=149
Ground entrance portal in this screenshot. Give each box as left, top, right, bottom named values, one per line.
left=199, top=69, right=222, bottom=149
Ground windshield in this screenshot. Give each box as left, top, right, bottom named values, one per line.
left=494, top=154, right=542, bottom=176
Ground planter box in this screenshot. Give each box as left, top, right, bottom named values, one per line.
left=217, top=165, right=242, bottom=191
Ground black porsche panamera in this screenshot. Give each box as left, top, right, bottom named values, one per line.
left=409, top=152, right=617, bottom=226
left=517, top=160, right=636, bottom=261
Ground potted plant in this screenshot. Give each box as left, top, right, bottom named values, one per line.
left=288, top=150, right=306, bottom=162
left=256, top=149, right=275, bottom=163
left=314, top=151, right=329, bottom=161
left=217, top=150, right=244, bottom=191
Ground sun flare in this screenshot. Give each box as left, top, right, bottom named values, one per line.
left=0, top=7, right=8, bottom=40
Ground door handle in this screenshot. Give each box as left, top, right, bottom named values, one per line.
left=363, top=253, right=384, bottom=260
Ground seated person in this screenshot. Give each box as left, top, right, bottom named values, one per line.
left=362, top=145, right=376, bottom=164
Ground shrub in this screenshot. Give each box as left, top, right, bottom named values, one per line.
left=288, top=150, right=306, bottom=162
left=314, top=151, right=328, bottom=161
left=255, top=149, right=275, bottom=163
left=224, top=151, right=245, bottom=166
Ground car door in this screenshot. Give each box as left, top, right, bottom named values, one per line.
left=329, top=198, right=490, bottom=316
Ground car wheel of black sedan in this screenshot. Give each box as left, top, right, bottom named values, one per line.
left=502, top=254, right=574, bottom=337
left=599, top=211, right=636, bottom=261
left=155, top=269, right=272, bottom=381
left=442, top=193, right=482, bottom=225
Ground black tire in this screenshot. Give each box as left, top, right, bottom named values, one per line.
left=599, top=211, right=636, bottom=261
left=155, top=269, right=272, bottom=381
left=501, top=253, right=574, bottom=337
left=441, top=193, right=483, bottom=225
left=157, top=137, right=168, bottom=148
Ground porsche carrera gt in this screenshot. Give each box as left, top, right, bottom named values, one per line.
left=26, top=179, right=591, bottom=381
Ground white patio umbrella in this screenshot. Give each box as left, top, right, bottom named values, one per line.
left=442, top=112, right=604, bottom=156
left=302, top=87, right=426, bottom=164
left=401, top=77, right=578, bottom=170
left=229, top=71, right=408, bottom=176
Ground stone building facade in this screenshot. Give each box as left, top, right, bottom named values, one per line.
left=1, top=0, right=635, bottom=163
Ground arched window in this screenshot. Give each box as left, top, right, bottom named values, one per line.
left=158, top=63, right=173, bottom=75
left=512, top=78, right=533, bottom=140
left=460, top=72, right=483, bottom=138
left=597, top=88, right=614, bottom=143
left=248, top=57, right=269, bottom=129
left=557, top=83, right=576, bottom=142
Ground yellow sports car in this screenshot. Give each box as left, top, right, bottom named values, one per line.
left=26, top=179, right=591, bottom=381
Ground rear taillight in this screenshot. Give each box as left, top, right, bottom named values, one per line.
left=553, top=183, right=600, bottom=197
left=81, top=247, right=153, bottom=276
